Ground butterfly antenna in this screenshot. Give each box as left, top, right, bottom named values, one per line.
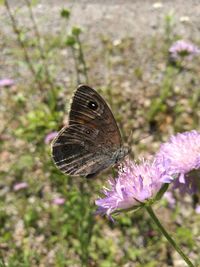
left=126, top=123, right=159, bottom=158
left=127, top=129, right=133, bottom=147
left=128, top=118, right=161, bottom=145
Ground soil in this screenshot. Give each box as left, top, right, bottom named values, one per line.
left=1, top=0, right=200, bottom=80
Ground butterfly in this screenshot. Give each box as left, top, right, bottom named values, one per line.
left=51, top=85, right=129, bottom=178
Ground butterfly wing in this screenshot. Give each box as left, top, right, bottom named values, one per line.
left=52, top=85, right=123, bottom=177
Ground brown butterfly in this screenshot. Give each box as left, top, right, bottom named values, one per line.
left=51, top=85, right=129, bottom=178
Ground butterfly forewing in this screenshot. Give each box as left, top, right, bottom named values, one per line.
left=69, top=85, right=122, bottom=146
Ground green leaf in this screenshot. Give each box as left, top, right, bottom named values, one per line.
left=16, top=155, right=34, bottom=170
left=155, top=183, right=169, bottom=201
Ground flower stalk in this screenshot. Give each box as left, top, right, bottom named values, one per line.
left=145, top=205, right=195, bottom=267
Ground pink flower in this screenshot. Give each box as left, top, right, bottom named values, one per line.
left=95, top=159, right=168, bottom=218
left=195, top=205, right=200, bottom=214
left=53, top=197, right=65, bottom=205
left=13, top=182, right=28, bottom=191
left=163, top=191, right=176, bottom=208
left=169, top=40, right=200, bottom=60
left=44, top=131, right=58, bottom=144
left=0, top=79, right=14, bottom=87
left=155, top=130, right=200, bottom=194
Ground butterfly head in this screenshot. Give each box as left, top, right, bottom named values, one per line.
left=114, top=146, right=129, bottom=164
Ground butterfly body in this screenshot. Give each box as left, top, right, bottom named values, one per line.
left=52, top=85, right=128, bottom=178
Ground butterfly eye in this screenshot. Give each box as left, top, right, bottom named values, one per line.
left=87, top=100, right=98, bottom=111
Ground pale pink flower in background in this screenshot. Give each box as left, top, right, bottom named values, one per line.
left=0, top=78, right=14, bottom=87
left=95, top=159, right=169, bottom=218
left=155, top=130, right=200, bottom=194
left=169, top=40, right=200, bottom=60
left=163, top=191, right=176, bottom=208
left=44, top=131, right=58, bottom=144
left=53, top=197, right=65, bottom=205
left=195, top=205, right=200, bottom=214
left=13, top=182, right=28, bottom=191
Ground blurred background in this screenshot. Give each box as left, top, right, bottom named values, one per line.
left=0, top=1, right=200, bottom=266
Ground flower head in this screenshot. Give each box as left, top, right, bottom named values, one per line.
left=169, top=40, right=200, bottom=60
left=13, top=182, right=28, bottom=191
left=53, top=197, right=65, bottom=205
left=155, top=130, right=200, bottom=194
left=0, top=78, right=14, bottom=87
left=44, top=131, right=58, bottom=144
left=195, top=205, right=200, bottom=214
left=95, top=159, right=167, bottom=218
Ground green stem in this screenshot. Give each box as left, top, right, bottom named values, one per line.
left=5, top=0, right=43, bottom=91
left=145, top=205, right=195, bottom=267
left=77, top=35, right=89, bottom=84
left=72, top=46, right=81, bottom=84
left=25, top=0, right=55, bottom=89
